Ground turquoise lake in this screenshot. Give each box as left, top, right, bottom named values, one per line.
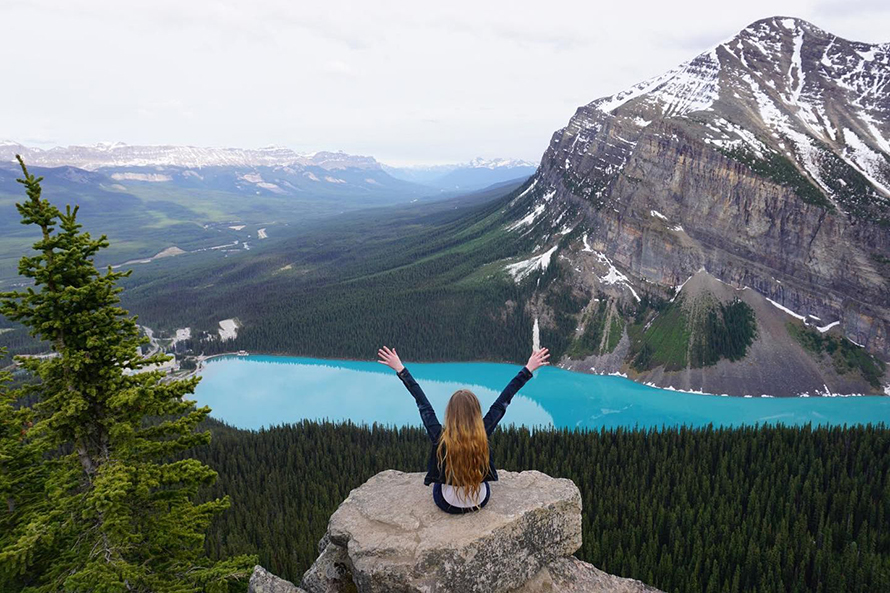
left=192, top=355, right=890, bottom=431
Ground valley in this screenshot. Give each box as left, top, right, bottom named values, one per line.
left=0, top=146, right=535, bottom=285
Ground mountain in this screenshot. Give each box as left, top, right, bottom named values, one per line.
left=0, top=141, right=381, bottom=171
left=0, top=144, right=434, bottom=286
left=0, top=141, right=431, bottom=201
left=384, top=157, right=537, bottom=191
left=0, top=142, right=534, bottom=195
left=497, top=16, right=890, bottom=395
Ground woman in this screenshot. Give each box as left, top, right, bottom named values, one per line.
left=377, top=346, right=550, bottom=514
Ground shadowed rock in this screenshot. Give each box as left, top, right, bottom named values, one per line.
left=249, top=565, right=306, bottom=593
left=516, top=557, right=662, bottom=592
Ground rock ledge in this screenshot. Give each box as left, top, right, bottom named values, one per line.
left=250, top=469, right=661, bottom=593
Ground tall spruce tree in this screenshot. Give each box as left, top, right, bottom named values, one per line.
left=0, top=157, right=255, bottom=592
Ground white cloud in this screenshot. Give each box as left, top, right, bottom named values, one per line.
left=0, top=0, right=887, bottom=165
left=320, top=60, right=355, bottom=76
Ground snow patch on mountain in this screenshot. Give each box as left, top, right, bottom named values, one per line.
left=765, top=297, right=807, bottom=321
left=841, top=128, right=890, bottom=197
left=507, top=192, right=554, bottom=231
left=505, top=245, right=559, bottom=282
left=594, top=251, right=640, bottom=301
left=110, top=172, right=172, bottom=182
left=467, top=156, right=537, bottom=169
left=595, top=48, right=721, bottom=118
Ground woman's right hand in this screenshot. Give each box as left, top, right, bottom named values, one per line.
left=377, top=346, right=405, bottom=373
left=525, top=348, right=550, bottom=373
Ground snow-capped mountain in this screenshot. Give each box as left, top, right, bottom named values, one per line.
left=572, top=16, right=890, bottom=213
left=0, top=142, right=432, bottom=202
left=0, top=142, right=382, bottom=172
left=0, top=142, right=536, bottom=196
left=500, top=16, right=890, bottom=395
left=384, top=157, right=537, bottom=190
left=466, top=157, right=538, bottom=169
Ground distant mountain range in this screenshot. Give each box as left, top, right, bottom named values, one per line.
left=0, top=141, right=429, bottom=203
left=0, top=141, right=382, bottom=171
left=0, top=140, right=535, bottom=292
left=0, top=141, right=535, bottom=195
left=496, top=16, right=890, bottom=395
left=384, top=157, right=537, bottom=191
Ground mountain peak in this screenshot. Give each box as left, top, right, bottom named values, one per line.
left=742, top=16, right=825, bottom=36
left=500, top=17, right=890, bottom=394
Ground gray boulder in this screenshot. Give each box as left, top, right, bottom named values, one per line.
left=297, top=469, right=661, bottom=593
left=249, top=565, right=306, bottom=593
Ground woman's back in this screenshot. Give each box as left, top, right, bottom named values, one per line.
left=377, top=345, right=550, bottom=514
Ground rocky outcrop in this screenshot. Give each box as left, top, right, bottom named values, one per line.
left=251, top=470, right=662, bottom=593
left=249, top=565, right=306, bottom=593
left=313, top=469, right=582, bottom=593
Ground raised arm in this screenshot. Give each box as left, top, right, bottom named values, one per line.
left=378, top=346, right=441, bottom=442
left=483, top=348, right=549, bottom=435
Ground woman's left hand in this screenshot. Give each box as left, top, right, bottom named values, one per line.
left=526, top=348, right=550, bottom=373
left=377, top=346, right=405, bottom=373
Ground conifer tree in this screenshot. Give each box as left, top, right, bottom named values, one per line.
left=0, top=157, right=254, bottom=592
left=0, top=346, right=46, bottom=592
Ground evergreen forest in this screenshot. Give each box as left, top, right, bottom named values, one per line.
left=195, top=419, right=890, bottom=593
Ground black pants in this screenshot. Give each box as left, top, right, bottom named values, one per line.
left=432, top=482, right=491, bottom=514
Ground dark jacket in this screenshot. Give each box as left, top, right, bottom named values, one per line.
left=396, top=365, right=533, bottom=486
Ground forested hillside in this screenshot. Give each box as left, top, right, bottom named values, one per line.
left=0, top=181, right=532, bottom=361
left=195, top=420, right=890, bottom=593
left=118, top=180, right=542, bottom=363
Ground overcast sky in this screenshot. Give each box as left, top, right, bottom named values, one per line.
left=1, top=0, right=888, bottom=166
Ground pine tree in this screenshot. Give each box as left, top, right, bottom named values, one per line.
left=0, top=346, right=46, bottom=592
left=0, top=157, right=255, bottom=592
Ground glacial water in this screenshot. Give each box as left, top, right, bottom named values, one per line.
left=192, top=355, right=890, bottom=431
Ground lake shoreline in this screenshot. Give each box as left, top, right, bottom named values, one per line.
left=192, top=355, right=890, bottom=431
left=198, top=350, right=886, bottom=400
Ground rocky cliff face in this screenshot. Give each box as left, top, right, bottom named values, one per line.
left=499, top=16, right=890, bottom=395
left=248, top=470, right=661, bottom=593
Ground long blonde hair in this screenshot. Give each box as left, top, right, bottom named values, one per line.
left=436, top=389, right=490, bottom=504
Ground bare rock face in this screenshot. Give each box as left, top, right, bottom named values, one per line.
left=296, top=469, right=662, bottom=593
left=498, top=17, right=890, bottom=395
left=516, top=558, right=662, bottom=593
left=301, top=542, right=356, bottom=593
left=249, top=565, right=306, bottom=593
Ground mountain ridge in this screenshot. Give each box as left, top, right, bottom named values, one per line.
left=383, top=157, right=537, bottom=191
left=498, top=15, right=890, bottom=395
left=0, top=141, right=382, bottom=171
